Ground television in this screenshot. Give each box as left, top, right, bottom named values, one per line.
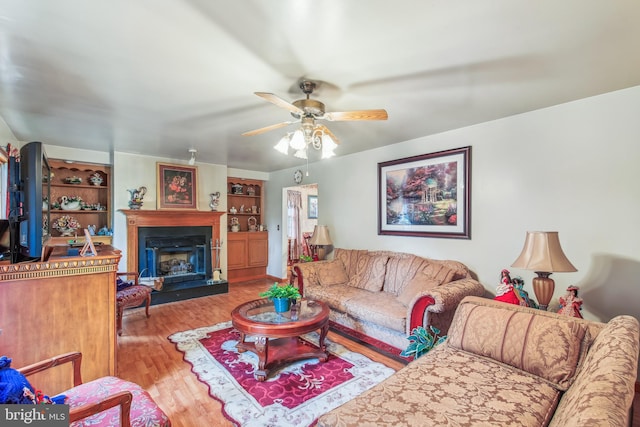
left=18, top=141, right=51, bottom=260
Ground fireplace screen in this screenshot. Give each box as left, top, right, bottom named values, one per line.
left=138, top=226, right=212, bottom=286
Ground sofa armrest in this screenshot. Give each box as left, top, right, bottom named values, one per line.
left=548, top=315, right=639, bottom=427
left=292, top=261, right=330, bottom=296
left=406, top=278, right=485, bottom=335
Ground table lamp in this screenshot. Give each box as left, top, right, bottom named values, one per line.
left=309, top=225, right=333, bottom=260
left=511, top=231, right=577, bottom=310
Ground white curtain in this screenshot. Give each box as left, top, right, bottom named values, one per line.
left=287, top=190, right=302, bottom=260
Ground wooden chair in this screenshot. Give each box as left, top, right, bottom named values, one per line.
left=18, top=352, right=171, bottom=426
left=116, top=272, right=152, bottom=336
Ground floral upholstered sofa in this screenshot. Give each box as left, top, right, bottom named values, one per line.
left=292, top=248, right=485, bottom=351
left=317, top=296, right=640, bottom=427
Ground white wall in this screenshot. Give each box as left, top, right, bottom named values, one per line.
left=44, top=146, right=111, bottom=165
left=266, top=86, right=640, bottom=328
left=0, top=116, right=18, bottom=144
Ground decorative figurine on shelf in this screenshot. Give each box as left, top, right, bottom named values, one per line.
left=511, top=276, right=538, bottom=309
left=494, top=269, right=521, bottom=305
left=89, top=172, right=103, bottom=186
left=209, top=192, right=220, bottom=211
left=127, top=186, right=147, bottom=210
left=557, top=285, right=583, bottom=318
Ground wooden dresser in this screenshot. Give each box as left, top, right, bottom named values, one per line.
left=0, top=246, right=121, bottom=394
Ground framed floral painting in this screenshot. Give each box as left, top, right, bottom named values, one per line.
left=378, top=146, right=471, bottom=239
left=157, top=163, right=198, bottom=210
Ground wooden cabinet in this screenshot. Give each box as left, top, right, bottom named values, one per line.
left=48, top=159, right=112, bottom=244
left=227, top=231, right=269, bottom=281
left=0, top=246, right=121, bottom=394
left=226, top=177, right=268, bottom=282
left=248, top=233, right=268, bottom=267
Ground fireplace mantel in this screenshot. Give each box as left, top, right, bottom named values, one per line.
left=120, top=209, right=224, bottom=272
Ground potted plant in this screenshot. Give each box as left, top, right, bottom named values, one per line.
left=400, top=325, right=447, bottom=360
left=259, top=282, right=301, bottom=313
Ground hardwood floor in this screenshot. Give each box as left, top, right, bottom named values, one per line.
left=116, top=279, right=405, bottom=427
left=117, top=278, right=640, bottom=427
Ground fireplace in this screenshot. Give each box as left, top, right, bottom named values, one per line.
left=138, top=226, right=211, bottom=286
left=121, top=210, right=227, bottom=304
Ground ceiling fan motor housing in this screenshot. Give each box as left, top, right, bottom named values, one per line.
left=292, top=99, right=325, bottom=118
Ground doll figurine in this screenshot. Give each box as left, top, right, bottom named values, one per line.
left=494, top=269, right=521, bottom=305
left=511, top=276, right=538, bottom=309
left=557, top=285, right=583, bottom=318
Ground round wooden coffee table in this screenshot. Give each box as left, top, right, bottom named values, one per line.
left=231, top=298, right=330, bottom=381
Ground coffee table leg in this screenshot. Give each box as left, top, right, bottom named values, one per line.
left=317, top=322, right=329, bottom=362
left=254, top=336, right=269, bottom=381
left=237, top=332, right=247, bottom=353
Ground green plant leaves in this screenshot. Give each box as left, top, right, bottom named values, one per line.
left=400, top=325, right=447, bottom=359
left=259, top=282, right=301, bottom=300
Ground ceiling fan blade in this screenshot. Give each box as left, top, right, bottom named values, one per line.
left=324, top=109, right=388, bottom=121
left=316, top=124, right=341, bottom=145
left=242, top=121, right=296, bottom=136
left=255, top=92, right=304, bottom=115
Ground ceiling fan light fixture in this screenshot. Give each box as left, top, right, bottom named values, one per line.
left=289, top=129, right=306, bottom=150
left=321, top=147, right=336, bottom=159
left=274, top=133, right=291, bottom=154
left=321, top=133, right=337, bottom=158
left=293, top=148, right=308, bottom=159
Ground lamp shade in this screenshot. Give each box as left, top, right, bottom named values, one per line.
left=274, top=134, right=290, bottom=154
left=309, top=225, right=332, bottom=246
left=511, top=231, right=577, bottom=273
left=289, top=129, right=306, bottom=150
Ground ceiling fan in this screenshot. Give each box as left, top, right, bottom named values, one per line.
left=241, top=80, right=388, bottom=140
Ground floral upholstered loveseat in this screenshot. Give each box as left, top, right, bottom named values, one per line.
left=317, top=296, right=640, bottom=427
left=292, top=248, right=485, bottom=351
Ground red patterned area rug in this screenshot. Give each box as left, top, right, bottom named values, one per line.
left=168, top=321, right=395, bottom=427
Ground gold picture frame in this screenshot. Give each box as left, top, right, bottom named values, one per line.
left=156, top=163, right=198, bottom=210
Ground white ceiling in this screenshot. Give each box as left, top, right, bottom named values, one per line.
left=1, top=1, right=639, bottom=172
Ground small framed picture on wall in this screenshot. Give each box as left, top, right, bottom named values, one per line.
left=308, top=195, right=318, bottom=219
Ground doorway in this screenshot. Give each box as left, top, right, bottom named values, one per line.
left=281, top=183, right=318, bottom=278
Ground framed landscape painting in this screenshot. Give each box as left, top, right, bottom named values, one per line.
left=157, top=163, right=198, bottom=210
left=378, top=146, right=471, bottom=239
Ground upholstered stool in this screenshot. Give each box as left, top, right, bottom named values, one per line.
left=116, top=272, right=152, bottom=336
